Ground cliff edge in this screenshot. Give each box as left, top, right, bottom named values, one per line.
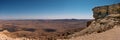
left=66, top=3, right=120, bottom=39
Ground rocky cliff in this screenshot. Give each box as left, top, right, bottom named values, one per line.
left=67, top=3, right=120, bottom=38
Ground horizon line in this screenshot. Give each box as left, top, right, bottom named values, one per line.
left=0, top=18, right=94, bottom=20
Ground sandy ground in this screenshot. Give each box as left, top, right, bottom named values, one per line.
left=0, top=30, right=36, bottom=40
left=58, top=27, right=120, bottom=40
left=0, top=27, right=120, bottom=40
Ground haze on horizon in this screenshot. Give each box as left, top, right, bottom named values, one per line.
left=0, top=0, right=120, bottom=19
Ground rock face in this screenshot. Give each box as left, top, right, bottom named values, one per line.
left=84, top=3, right=120, bottom=33
left=93, top=3, right=120, bottom=19
left=67, top=3, right=120, bottom=38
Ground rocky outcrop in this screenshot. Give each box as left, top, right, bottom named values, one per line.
left=93, top=3, right=120, bottom=19
left=67, top=3, right=120, bottom=38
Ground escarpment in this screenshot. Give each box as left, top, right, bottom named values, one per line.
left=67, top=3, right=120, bottom=38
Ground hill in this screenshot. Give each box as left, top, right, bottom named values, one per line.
left=59, top=3, right=120, bottom=40
left=58, top=26, right=120, bottom=40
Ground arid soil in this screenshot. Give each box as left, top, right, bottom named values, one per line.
left=1, top=25, right=119, bottom=40
left=0, top=31, right=31, bottom=40
left=58, top=26, right=120, bottom=40
left=0, top=19, right=89, bottom=40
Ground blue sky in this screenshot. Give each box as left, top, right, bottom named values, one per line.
left=0, top=0, right=120, bottom=19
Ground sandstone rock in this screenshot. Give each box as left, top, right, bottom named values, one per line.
left=87, top=20, right=94, bottom=27
left=93, top=6, right=109, bottom=19
left=93, top=3, right=120, bottom=19
left=67, top=3, right=120, bottom=38
left=82, top=3, right=120, bottom=36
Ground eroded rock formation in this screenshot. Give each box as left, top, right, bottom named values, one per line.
left=68, top=3, right=120, bottom=38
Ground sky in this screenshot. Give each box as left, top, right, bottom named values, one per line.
left=0, top=0, right=120, bottom=19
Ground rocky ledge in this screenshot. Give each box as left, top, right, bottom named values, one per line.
left=67, top=3, right=120, bottom=38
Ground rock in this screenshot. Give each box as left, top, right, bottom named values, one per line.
left=67, top=3, right=120, bottom=38
left=93, top=6, right=109, bottom=19
left=83, top=3, right=120, bottom=35
left=87, top=20, right=94, bottom=27
left=93, top=3, right=120, bottom=19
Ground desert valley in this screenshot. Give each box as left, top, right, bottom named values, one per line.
left=0, top=0, right=120, bottom=40
left=0, top=19, right=90, bottom=40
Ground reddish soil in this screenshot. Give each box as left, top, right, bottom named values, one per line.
left=0, top=19, right=90, bottom=40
